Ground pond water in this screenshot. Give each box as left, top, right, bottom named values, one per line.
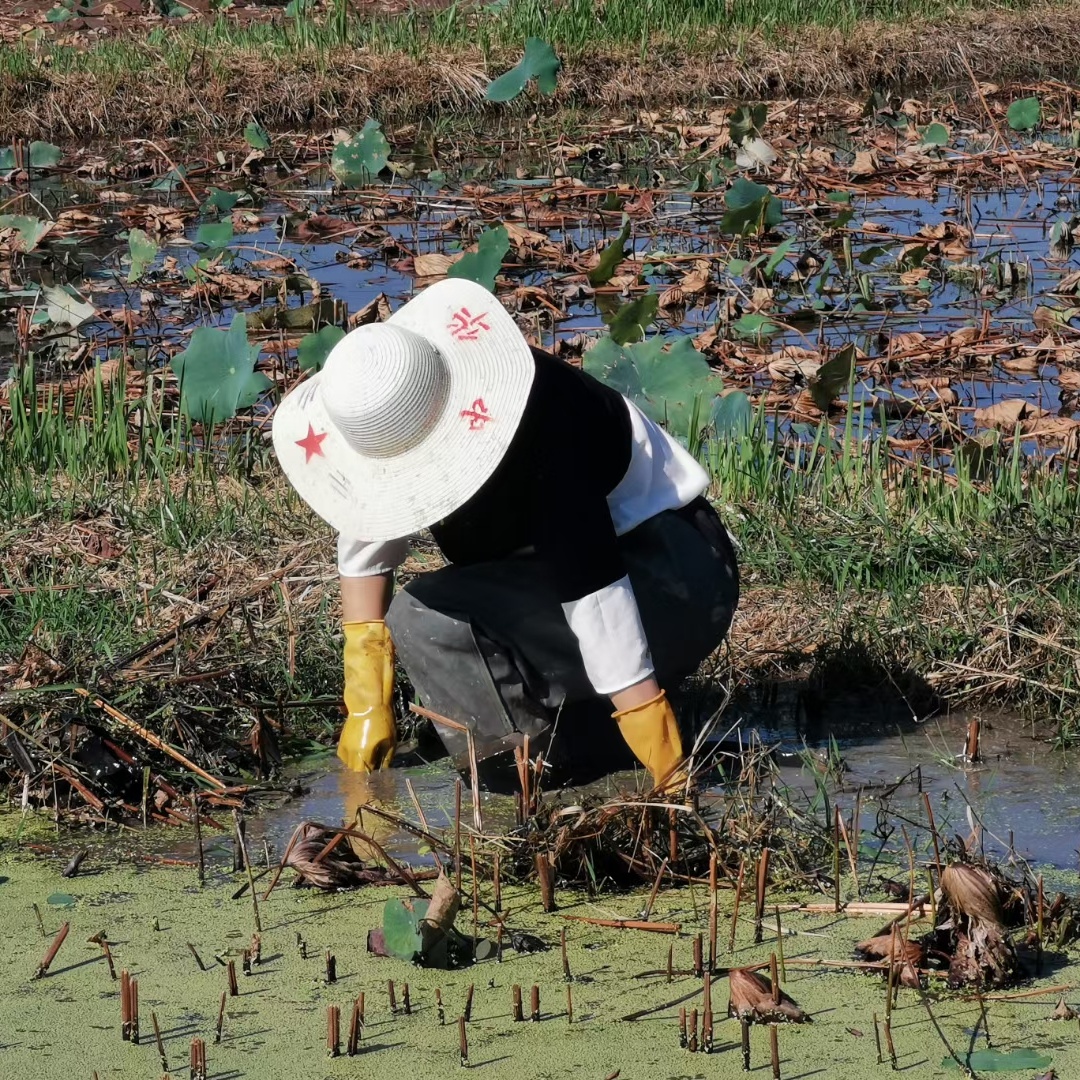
left=5, top=140, right=1080, bottom=459
left=204, top=703, right=1080, bottom=878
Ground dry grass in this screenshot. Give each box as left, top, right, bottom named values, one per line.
left=7, top=2, right=1080, bottom=140
left=724, top=579, right=1080, bottom=711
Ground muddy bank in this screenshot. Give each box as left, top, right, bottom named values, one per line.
left=9, top=2, right=1080, bottom=141
left=2, top=847, right=1079, bottom=1079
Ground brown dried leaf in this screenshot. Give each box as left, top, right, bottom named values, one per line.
left=658, top=285, right=685, bottom=309
left=1052, top=269, right=1080, bottom=295
left=55, top=209, right=105, bottom=229
left=767, top=347, right=822, bottom=383
left=413, top=252, right=461, bottom=278
left=421, top=873, right=461, bottom=936
left=727, top=968, right=809, bottom=1024
left=973, top=399, right=1049, bottom=431
left=1000, top=354, right=1041, bottom=373
left=250, top=256, right=296, bottom=274
left=79, top=531, right=124, bottom=560
left=679, top=260, right=711, bottom=296
left=1021, top=417, right=1080, bottom=441
left=1050, top=997, right=1077, bottom=1021
left=503, top=221, right=549, bottom=250
left=917, top=221, right=972, bottom=243
left=855, top=933, right=924, bottom=966
left=849, top=149, right=878, bottom=177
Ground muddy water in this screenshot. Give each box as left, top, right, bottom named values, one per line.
left=218, top=705, right=1080, bottom=877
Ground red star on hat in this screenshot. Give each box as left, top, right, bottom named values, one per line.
left=296, top=423, right=328, bottom=462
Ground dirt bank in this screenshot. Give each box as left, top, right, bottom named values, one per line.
left=9, top=2, right=1080, bottom=141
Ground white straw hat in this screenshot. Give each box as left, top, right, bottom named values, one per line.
left=272, top=279, right=535, bottom=541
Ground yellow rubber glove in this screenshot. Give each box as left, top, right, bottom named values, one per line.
left=339, top=620, right=396, bottom=772
left=613, top=689, right=688, bottom=793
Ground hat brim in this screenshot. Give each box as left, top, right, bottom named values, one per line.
left=272, top=279, right=534, bottom=542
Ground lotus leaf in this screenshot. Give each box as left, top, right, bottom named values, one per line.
left=584, top=334, right=721, bottom=436
left=448, top=225, right=510, bottom=293
left=331, top=120, right=390, bottom=187
left=486, top=38, right=561, bottom=102
left=172, top=315, right=271, bottom=426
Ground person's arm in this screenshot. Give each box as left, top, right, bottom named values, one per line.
left=610, top=675, right=662, bottom=713
left=337, top=535, right=408, bottom=622
left=340, top=571, right=393, bottom=623
left=335, top=536, right=407, bottom=772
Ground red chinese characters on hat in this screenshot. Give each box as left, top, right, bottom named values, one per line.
left=448, top=307, right=491, bottom=342
left=460, top=398, right=492, bottom=431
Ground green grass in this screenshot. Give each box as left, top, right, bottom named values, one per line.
left=0, top=363, right=344, bottom=754
left=703, top=402, right=1080, bottom=715
left=4, top=360, right=1079, bottom=743
left=1, top=0, right=1050, bottom=81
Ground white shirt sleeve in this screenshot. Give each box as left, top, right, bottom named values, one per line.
left=561, top=575, right=655, bottom=696
left=337, top=534, right=409, bottom=578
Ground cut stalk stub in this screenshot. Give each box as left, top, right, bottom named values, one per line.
left=327, top=1004, right=341, bottom=1058
left=348, top=998, right=362, bottom=1056
left=227, top=959, right=239, bottom=997
left=130, top=977, right=140, bottom=1044
left=120, top=969, right=131, bottom=1042
left=325, top=951, right=336, bottom=985
left=459, top=1015, right=469, bottom=1066
left=101, top=939, right=117, bottom=981
left=463, top=984, right=474, bottom=1023
left=152, top=1010, right=168, bottom=1072
left=536, top=852, right=556, bottom=912
left=512, top=984, right=523, bottom=1022
left=530, top=985, right=540, bottom=1022
left=190, top=1037, right=208, bottom=1080
left=35, top=922, right=70, bottom=980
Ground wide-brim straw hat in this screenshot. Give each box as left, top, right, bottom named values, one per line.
left=273, top=279, right=534, bottom=541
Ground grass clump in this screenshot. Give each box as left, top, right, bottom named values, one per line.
left=708, top=405, right=1080, bottom=720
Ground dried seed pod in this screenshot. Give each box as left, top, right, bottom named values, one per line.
left=727, top=968, right=809, bottom=1025
left=1050, top=996, right=1077, bottom=1021
left=940, top=864, right=1003, bottom=927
